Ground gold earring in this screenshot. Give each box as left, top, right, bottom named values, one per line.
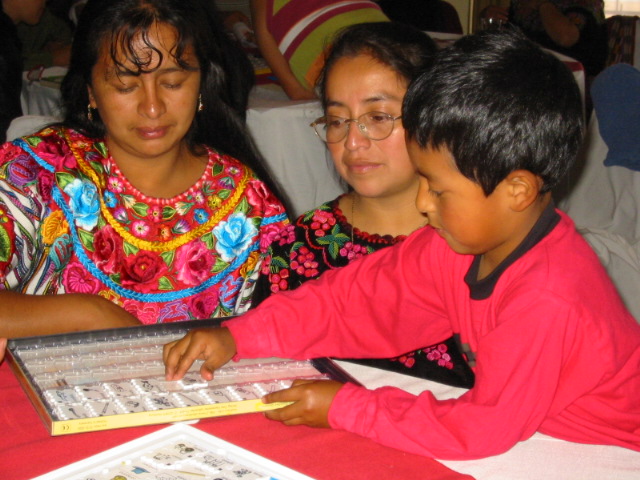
left=198, top=94, right=203, bottom=112
left=87, top=103, right=93, bottom=121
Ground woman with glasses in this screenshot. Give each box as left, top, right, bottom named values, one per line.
left=253, top=22, right=474, bottom=388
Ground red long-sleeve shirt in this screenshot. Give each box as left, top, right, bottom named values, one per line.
left=226, top=209, right=640, bottom=459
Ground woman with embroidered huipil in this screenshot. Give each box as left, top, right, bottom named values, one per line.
left=0, top=0, right=288, bottom=341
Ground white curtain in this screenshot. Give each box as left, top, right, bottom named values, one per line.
left=605, top=0, right=640, bottom=17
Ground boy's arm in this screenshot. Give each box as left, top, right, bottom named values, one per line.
left=227, top=227, right=451, bottom=361
left=163, top=228, right=452, bottom=380
left=250, top=0, right=317, bottom=100
left=326, top=292, right=611, bottom=460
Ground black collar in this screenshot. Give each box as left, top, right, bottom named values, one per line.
left=465, top=202, right=560, bottom=300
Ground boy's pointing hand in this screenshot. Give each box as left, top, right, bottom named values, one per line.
left=163, top=327, right=237, bottom=381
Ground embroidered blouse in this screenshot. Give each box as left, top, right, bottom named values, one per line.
left=0, top=127, right=288, bottom=323
left=254, top=196, right=474, bottom=387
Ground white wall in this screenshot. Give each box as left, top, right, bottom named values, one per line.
left=449, top=0, right=473, bottom=33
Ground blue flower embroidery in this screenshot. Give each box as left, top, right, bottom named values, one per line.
left=193, top=208, right=209, bottom=224
left=63, top=178, right=100, bottom=230
left=104, top=190, right=117, bottom=208
left=213, top=212, right=257, bottom=262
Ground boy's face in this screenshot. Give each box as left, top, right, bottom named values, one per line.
left=408, top=141, right=518, bottom=267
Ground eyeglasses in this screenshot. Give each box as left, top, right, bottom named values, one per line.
left=310, top=112, right=402, bottom=143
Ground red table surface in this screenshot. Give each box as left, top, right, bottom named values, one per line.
left=0, top=362, right=473, bottom=480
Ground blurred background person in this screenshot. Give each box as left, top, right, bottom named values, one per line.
left=17, top=2, right=73, bottom=70
left=480, top=0, right=607, bottom=78
left=0, top=0, right=46, bottom=143
left=250, top=0, right=389, bottom=100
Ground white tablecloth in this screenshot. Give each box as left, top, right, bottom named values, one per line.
left=20, top=66, right=67, bottom=118
left=336, top=360, right=640, bottom=480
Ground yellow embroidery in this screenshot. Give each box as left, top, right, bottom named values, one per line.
left=41, top=210, right=68, bottom=244
left=240, top=250, right=260, bottom=278
left=63, top=129, right=251, bottom=252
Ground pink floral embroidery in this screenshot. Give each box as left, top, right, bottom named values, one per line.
left=269, top=269, right=290, bottom=293
left=340, top=242, right=367, bottom=261
left=33, top=137, right=77, bottom=170
left=246, top=179, right=284, bottom=217
left=193, top=191, right=205, bottom=204
left=108, top=176, right=125, bottom=193
left=310, top=210, right=336, bottom=237
left=259, top=223, right=286, bottom=252
left=425, top=344, right=454, bottom=369
left=62, top=260, right=101, bottom=294
left=148, top=205, right=163, bottom=223
left=290, top=247, right=319, bottom=278
left=175, top=241, right=214, bottom=286
left=132, top=220, right=150, bottom=238
left=189, top=292, right=219, bottom=318
left=36, top=170, right=54, bottom=203
left=276, top=224, right=296, bottom=245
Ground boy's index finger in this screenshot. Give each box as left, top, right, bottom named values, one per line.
left=163, top=336, right=201, bottom=380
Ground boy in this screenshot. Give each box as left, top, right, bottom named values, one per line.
left=164, top=30, right=640, bottom=460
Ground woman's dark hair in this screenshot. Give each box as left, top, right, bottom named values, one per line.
left=315, top=22, right=438, bottom=111
left=60, top=0, right=289, bottom=209
left=403, top=29, right=584, bottom=195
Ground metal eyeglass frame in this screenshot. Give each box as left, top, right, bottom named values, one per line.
left=310, top=112, right=402, bottom=144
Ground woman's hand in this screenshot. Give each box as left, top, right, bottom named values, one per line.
left=163, top=327, right=237, bottom=381
left=262, top=379, right=344, bottom=428
left=0, top=338, right=6, bottom=364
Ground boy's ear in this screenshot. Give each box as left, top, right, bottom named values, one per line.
left=503, top=170, right=543, bottom=212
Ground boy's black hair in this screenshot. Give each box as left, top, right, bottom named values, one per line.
left=316, top=22, right=438, bottom=111
left=403, top=29, right=584, bottom=195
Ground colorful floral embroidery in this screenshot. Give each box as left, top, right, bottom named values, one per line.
left=213, top=212, right=258, bottom=262
left=63, top=178, right=100, bottom=230
left=0, top=127, right=288, bottom=322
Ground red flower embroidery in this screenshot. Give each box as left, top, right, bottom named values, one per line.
left=92, top=225, right=123, bottom=275
left=120, top=251, right=168, bottom=292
